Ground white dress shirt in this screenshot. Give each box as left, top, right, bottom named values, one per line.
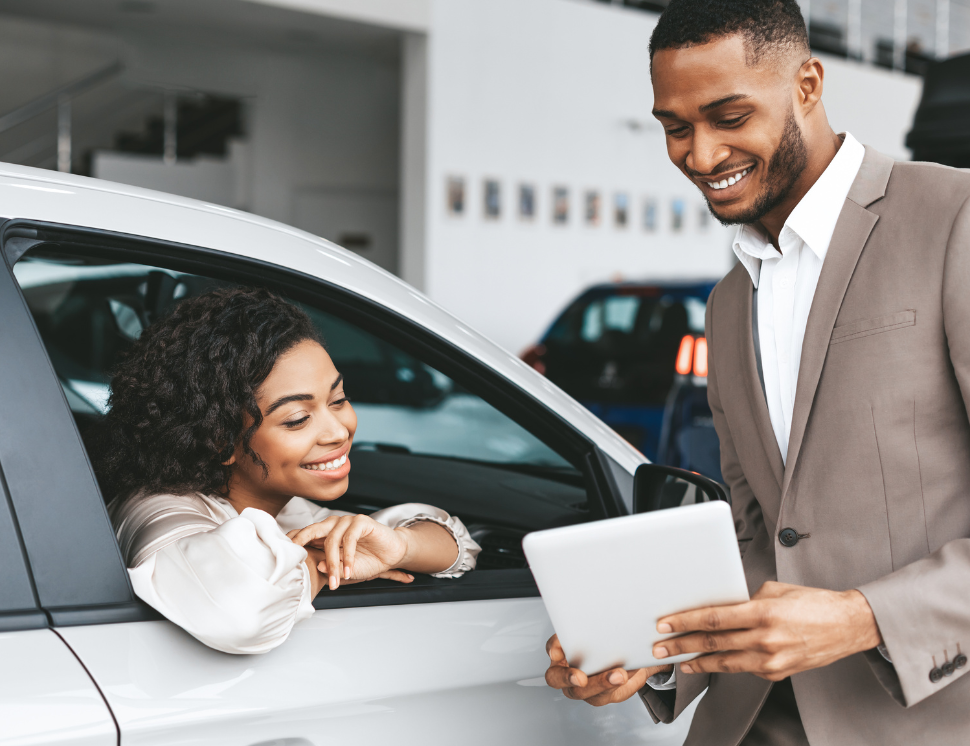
left=110, top=491, right=480, bottom=654
left=646, top=132, right=866, bottom=692
left=734, top=132, right=865, bottom=463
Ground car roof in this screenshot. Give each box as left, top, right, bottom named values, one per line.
left=0, top=162, right=645, bottom=473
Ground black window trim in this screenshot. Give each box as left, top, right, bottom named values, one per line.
left=4, top=219, right=629, bottom=625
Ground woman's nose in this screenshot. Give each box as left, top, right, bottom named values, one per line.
left=315, top=413, right=349, bottom=445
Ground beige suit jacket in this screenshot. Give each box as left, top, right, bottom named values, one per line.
left=640, top=147, right=970, bottom=744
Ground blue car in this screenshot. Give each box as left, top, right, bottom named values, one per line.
left=522, top=280, right=722, bottom=480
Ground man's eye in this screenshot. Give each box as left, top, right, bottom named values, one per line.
left=665, top=127, right=688, bottom=137
left=283, top=415, right=310, bottom=428
left=719, top=116, right=746, bottom=127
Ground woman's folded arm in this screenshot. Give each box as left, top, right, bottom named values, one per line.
left=128, top=507, right=313, bottom=655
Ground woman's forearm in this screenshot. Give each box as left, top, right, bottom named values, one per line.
left=304, top=547, right=326, bottom=597
left=395, top=521, right=459, bottom=574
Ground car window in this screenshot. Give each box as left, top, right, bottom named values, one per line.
left=542, top=288, right=708, bottom=406
left=14, top=247, right=591, bottom=578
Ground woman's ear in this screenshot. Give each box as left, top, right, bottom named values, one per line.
left=222, top=453, right=236, bottom=466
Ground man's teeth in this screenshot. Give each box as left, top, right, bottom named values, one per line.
left=706, top=168, right=750, bottom=190
left=302, top=454, right=348, bottom=471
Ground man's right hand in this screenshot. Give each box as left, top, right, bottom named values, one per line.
left=544, top=634, right=674, bottom=706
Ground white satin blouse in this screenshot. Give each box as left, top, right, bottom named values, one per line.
left=109, top=491, right=481, bottom=654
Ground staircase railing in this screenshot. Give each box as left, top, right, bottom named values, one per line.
left=0, top=61, right=123, bottom=173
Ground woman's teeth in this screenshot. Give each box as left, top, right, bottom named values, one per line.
left=706, top=167, right=750, bottom=190
left=302, top=454, right=347, bottom=471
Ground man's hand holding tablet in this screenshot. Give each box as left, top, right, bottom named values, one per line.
left=544, top=582, right=883, bottom=706
left=544, top=634, right=672, bottom=706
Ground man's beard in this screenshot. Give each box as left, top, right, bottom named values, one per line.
left=705, top=109, right=808, bottom=227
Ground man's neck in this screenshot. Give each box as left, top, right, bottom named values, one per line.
left=757, top=129, right=843, bottom=249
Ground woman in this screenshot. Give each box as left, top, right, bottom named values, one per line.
left=91, top=287, right=479, bottom=654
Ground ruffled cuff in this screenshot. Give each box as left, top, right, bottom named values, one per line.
left=395, top=513, right=481, bottom=578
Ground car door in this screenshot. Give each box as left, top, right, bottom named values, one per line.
left=0, top=250, right=118, bottom=746
left=3, top=221, right=696, bottom=746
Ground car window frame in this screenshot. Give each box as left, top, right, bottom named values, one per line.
left=3, top=219, right=628, bottom=623
left=0, top=459, right=47, bottom=632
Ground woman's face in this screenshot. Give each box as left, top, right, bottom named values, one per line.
left=228, top=339, right=358, bottom=505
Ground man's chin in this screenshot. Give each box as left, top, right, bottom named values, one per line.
left=706, top=200, right=754, bottom=227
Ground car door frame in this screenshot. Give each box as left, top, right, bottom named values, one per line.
left=1, top=217, right=631, bottom=627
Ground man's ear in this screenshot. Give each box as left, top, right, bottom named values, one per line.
left=797, top=56, right=824, bottom=113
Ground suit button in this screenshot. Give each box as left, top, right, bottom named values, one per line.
left=942, top=661, right=956, bottom=677
left=930, top=667, right=944, bottom=683
left=955, top=654, right=968, bottom=669
left=779, top=528, right=799, bottom=547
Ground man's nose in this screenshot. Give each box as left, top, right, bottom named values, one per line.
left=685, top=133, right=731, bottom=177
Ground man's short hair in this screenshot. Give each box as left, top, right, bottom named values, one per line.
left=649, top=0, right=810, bottom=66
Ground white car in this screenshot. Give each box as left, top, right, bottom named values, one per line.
left=0, top=163, right=703, bottom=746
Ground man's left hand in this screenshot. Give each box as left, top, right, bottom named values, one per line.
left=653, top=581, right=883, bottom=681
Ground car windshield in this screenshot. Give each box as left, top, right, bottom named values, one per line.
left=541, top=286, right=709, bottom=406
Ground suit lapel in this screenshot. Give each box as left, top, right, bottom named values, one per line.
left=779, top=147, right=894, bottom=503
left=737, top=280, right=784, bottom=492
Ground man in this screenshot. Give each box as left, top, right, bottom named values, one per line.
left=544, top=0, right=970, bottom=743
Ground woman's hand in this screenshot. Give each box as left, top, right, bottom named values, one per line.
left=288, top=515, right=415, bottom=591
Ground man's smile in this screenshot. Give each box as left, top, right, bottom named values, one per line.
left=696, top=165, right=755, bottom=201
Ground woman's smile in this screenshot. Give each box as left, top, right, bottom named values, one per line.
left=300, top=445, right=351, bottom=480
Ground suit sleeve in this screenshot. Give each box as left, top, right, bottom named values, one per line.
left=858, top=194, right=970, bottom=707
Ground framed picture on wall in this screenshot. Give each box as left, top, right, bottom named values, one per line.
left=446, top=176, right=465, bottom=216
left=642, top=197, right=657, bottom=231
left=671, top=198, right=685, bottom=232
left=519, top=183, right=536, bottom=220
left=553, top=186, right=569, bottom=225
left=584, top=190, right=600, bottom=226
left=614, top=192, right=629, bottom=228
left=698, top=203, right=711, bottom=230
left=483, top=178, right=501, bottom=219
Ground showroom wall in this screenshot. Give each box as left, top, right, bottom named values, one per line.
left=422, top=0, right=924, bottom=354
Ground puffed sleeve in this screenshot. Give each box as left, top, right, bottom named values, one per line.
left=365, top=502, right=481, bottom=578
left=124, top=505, right=314, bottom=655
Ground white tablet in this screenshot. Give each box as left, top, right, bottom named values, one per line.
left=522, top=500, right=748, bottom=674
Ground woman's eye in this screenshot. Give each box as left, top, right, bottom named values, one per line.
left=331, top=396, right=350, bottom=407
left=283, top=415, right=310, bottom=428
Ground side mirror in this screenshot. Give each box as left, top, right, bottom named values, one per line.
left=633, top=463, right=730, bottom=514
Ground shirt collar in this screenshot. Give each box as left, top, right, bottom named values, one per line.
left=732, top=132, right=866, bottom=288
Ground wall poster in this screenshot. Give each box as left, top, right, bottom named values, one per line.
left=483, top=178, right=501, bottom=219
left=519, top=183, right=536, bottom=220
left=446, top=176, right=465, bottom=216
left=584, top=190, right=601, bottom=226
left=552, top=186, right=570, bottom=225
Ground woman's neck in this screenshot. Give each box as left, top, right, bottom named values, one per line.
left=222, top=483, right=291, bottom=518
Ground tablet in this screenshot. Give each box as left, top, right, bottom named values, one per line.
left=522, top=500, right=748, bottom=674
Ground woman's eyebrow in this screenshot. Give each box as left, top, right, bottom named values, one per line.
left=330, top=373, right=344, bottom=392
left=265, top=393, right=313, bottom=416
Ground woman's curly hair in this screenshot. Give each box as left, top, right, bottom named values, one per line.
left=88, top=286, right=323, bottom=503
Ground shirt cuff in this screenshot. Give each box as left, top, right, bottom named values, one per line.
left=645, top=666, right=677, bottom=690
left=395, top=513, right=481, bottom=578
